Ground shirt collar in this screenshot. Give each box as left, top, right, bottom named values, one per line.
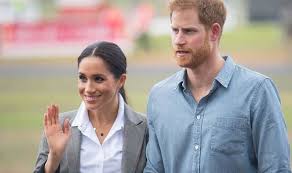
left=174, top=56, right=235, bottom=90
left=71, top=102, right=89, bottom=131
left=215, top=56, right=235, bottom=88
left=174, top=69, right=186, bottom=91
left=110, top=94, right=125, bottom=132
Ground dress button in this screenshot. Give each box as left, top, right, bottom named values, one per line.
left=195, top=145, right=199, bottom=150
left=196, top=115, right=201, bottom=120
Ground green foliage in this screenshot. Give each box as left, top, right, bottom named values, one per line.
left=221, top=23, right=282, bottom=51
left=134, top=34, right=171, bottom=53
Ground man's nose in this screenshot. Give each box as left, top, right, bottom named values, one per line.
left=174, top=32, right=186, bottom=45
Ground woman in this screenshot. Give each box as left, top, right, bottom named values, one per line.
left=34, top=41, right=148, bottom=173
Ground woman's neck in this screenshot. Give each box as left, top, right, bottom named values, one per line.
left=88, top=95, right=119, bottom=126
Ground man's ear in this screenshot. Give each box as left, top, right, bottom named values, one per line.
left=210, top=23, right=221, bottom=42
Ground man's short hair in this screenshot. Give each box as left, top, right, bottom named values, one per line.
left=169, top=0, right=227, bottom=31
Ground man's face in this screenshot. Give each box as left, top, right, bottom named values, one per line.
left=171, top=8, right=211, bottom=69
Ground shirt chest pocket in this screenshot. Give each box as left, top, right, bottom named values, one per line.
left=210, top=117, right=249, bottom=155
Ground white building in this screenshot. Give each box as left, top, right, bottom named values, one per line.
left=0, top=0, right=41, bottom=23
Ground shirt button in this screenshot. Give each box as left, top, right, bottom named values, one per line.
left=195, top=145, right=199, bottom=150
left=196, top=115, right=201, bottom=120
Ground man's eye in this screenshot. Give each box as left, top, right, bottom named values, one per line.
left=184, top=30, right=195, bottom=34
left=172, top=28, right=179, bottom=34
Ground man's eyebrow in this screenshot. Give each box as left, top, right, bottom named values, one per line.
left=171, top=25, right=197, bottom=29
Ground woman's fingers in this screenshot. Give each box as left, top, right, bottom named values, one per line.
left=47, top=106, right=52, bottom=126
left=44, top=113, right=48, bottom=127
left=44, top=104, right=66, bottom=135
left=52, top=104, right=57, bottom=125
left=63, top=118, right=71, bottom=136
left=46, top=104, right=59, bottom=125
left=55, top=105, right=59, bottom=123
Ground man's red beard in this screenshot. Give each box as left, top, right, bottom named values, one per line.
left=174, top=38, right=211, bottom=69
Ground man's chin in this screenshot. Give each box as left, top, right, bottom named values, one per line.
left=175, top=59, right=204, bottom=69
left=175, top=56, right=189, bottom=67
left=175, top=61, right=190, bottom=68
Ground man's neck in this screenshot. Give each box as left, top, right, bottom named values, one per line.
left=186, top=54, right=224, bottom=102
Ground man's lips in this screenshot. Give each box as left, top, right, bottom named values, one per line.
left=176, top=50, right=190, bottom=57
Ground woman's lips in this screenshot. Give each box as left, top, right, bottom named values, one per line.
left=84, top=95, right=98, bottom=102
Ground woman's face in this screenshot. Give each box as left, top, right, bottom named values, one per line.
left=78, top=56, right=126, bottom=112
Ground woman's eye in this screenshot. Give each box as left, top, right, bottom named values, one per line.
left=79, top=75, right=87, bottom=82
left=95, top=76, right=104, bottom=82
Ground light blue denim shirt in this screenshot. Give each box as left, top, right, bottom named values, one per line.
left=144, top=56, right=291, bottom=173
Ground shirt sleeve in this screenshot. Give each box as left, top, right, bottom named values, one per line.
left=251, top=78, right=291, bottom=172
left=143, top=92, right=165, bottom=173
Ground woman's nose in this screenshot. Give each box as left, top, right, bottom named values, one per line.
left=85, top=81, right=95, bottom=93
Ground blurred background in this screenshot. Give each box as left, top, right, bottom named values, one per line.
left=0, top=0, right=291, bottom=172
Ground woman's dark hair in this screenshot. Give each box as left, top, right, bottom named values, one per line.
left=77, top=41, right=128, bottom=103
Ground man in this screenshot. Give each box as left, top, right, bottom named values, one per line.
left=144, top=0, right=291, bottom=172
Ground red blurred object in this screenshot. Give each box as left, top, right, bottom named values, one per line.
left=1, top=3, right=126, bottom=46
left=0, top=2, right=157, bottom=57
left=133, top=3, right=154, bottom=33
